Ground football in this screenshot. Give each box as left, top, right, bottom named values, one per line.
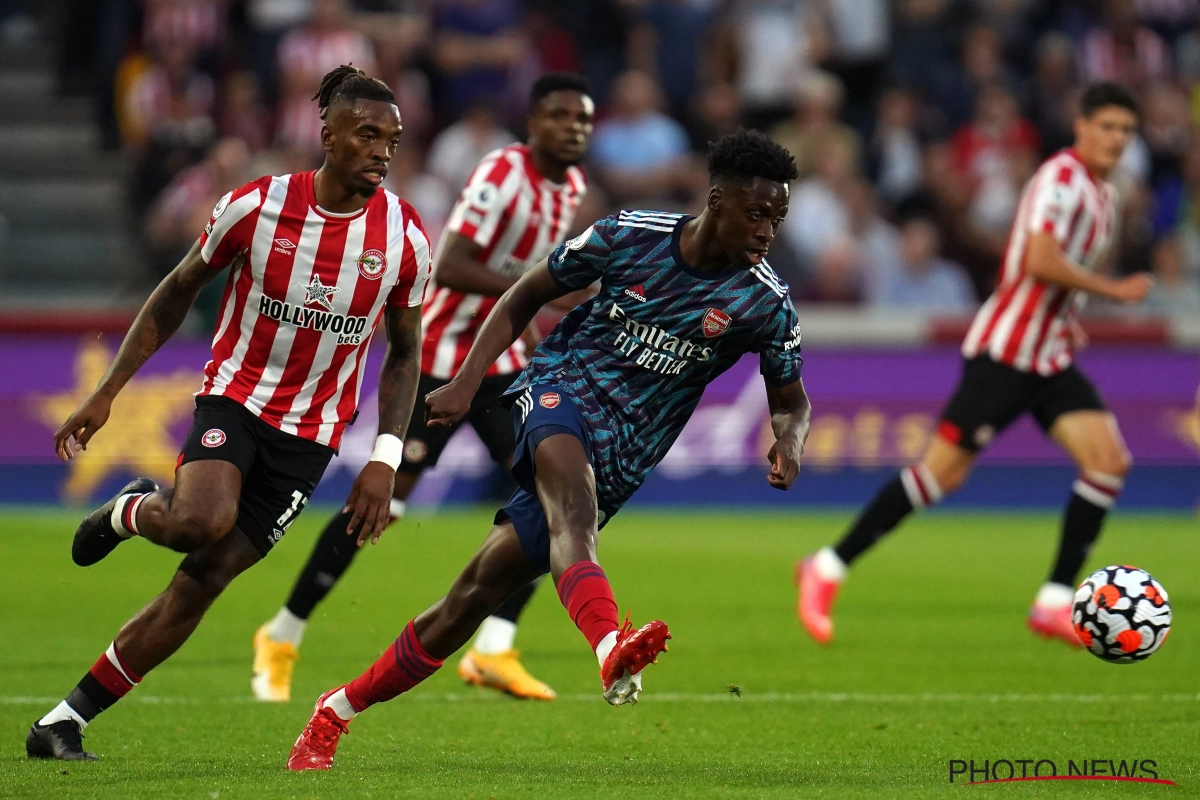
left=1073, top=566, right=1172, bottom=663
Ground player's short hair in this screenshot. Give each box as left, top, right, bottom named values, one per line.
left=314, top=64, right=395, bottom=121
left=530, top=72, right=592, bottom=111
left=1080, top=82, right=1138, bottom=119
left=707, top=129, right=799, bottom=187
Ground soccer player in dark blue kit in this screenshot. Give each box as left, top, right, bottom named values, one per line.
left=287, top=129, right=813, bottom=770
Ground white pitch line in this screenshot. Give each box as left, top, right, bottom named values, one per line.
left=2, top=692, right=1198, bottom=706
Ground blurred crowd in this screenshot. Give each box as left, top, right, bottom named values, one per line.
left=43, top=0, right=1200, bottom=317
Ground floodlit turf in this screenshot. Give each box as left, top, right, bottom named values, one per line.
left=0, top=506, right=1197, bottom=798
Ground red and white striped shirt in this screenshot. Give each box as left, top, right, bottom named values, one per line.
left=962, top=149, right=1116, bottom=376
left=421, top=144, right=586, bottom=380
left=197, top=171, right=432, bottom=449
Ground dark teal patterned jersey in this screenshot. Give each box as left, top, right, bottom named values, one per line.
left=505, top=210, right=803, bottom=509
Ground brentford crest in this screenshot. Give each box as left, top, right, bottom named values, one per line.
left=701, top=308, right=731, bottom=338
left=357, top=249, right=387, bottom=280
left=201, top=428, right=226, bottom=448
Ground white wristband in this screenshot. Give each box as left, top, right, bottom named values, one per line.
left=369, top=434, right=404, bottom=471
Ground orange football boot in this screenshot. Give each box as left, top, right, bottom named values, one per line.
left=287, top=688, right=350, bottom=771
left=1028, top=604, right=1083, bottom=648
left=601, top=616, right=670, bottom=705
left=457, top=649, right=556, bottom=700
left=796, top=556, right=840, bottom=644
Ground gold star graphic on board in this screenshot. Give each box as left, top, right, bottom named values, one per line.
left=33, top=340, right=201, bottom=502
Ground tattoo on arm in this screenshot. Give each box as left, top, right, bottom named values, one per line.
left=98, top=240, right=217, bottom=396
left=377, top=304, right=423, bottom=439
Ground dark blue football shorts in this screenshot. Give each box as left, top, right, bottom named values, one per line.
left=495, top=383, right=617, bottom=574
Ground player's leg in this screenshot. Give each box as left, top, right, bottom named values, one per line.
left=251, top=473, right=419, bottom=702
left=1028, top=369, right=1128, bottom=645
left=287, top=388, right=665, bottom=769
left=71, top=398, right=254, bottom=566
left=526, top=421, right=667, bottom=706
left=253, top=375, right=450, bottom=701
left=798, top=357, right=1027, bottom=643
left=797, top=437, right=976, bottom=643
left=287, top=520, right=542, bottom=770
left=27, top=529, right=261, bottom=761
left=456, top=374, right=555, bottom=700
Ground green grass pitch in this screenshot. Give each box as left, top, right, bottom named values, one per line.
left=1, top=506, right=1197, bottom=798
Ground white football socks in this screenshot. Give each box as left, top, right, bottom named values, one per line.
left=594, top=630, right=618, bottom=666
left=39, top=700, right=87, bottom=729
left=267, top=607, right=307, bottom=647
left=321, top=687, right=357, bottom=721
left=472, top=616, right=517, bottom=655
left=1035, top=582, right=1075, bottom=609
left=812, top=547, right=847, bottom=582
left=110, top=493, right=147, bottom=539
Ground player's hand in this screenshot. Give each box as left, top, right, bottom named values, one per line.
left=344, top=461, right=396, bottom=546
left=53, top=392, right=113, bottom=462
left=766, top=436, right=802, bottom=491
left=1110, top=273, right=1153, bottom=304
left=425, top=379, right=475, bottom=428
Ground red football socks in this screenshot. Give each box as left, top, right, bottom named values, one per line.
left=89, top=643, right=142, bottom=699
left=345, top=621, right=443, bottom=712
left=556, top=561, right=619, bottom=650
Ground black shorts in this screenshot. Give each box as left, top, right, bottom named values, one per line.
left=179, top=396, right=335, bottom=555
left=398, top=373, right=517, bottom=474
left=938, top=356, right=1106, bottom=453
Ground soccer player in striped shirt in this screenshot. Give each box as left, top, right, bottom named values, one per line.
left=27, top=66, right=432, bottom=762
left=798, top=83, right=1153, bottom=648
left=251, top=73, right=594, bottom=704
left=286, top=130, right=812, bottom=770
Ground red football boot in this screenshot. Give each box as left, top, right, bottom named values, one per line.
left=796, top=556, right=840, bottom=644
left=600, top=616, right=670, bottom=706
left=1028, top=604, right=1083, bottom=648
left=287, top=688, right=351, bottom=771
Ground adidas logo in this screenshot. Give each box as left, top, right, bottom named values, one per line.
left=273, top=238, right=297, bottom=255
left=624, top=283, right=647, bottom=302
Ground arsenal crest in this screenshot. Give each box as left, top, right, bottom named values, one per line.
left=357, top=249, right=387, bottom=280
left=701, top=308, right=731, bottom=338
left=539, top=392, right=561, bottom=409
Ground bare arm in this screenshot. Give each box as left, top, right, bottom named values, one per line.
left=1025, top=232, right=1151, bottom=303
left=53, top=239, right=219, bottom=460
left=376, top=303, right=424, bottom=441
left=434, top=231, right=519, bottom=296
left=764, top=378, right=812, bottom=491
left=425, top=259, right=568, bottom=426
left=345, top=303, right=423, bottom=545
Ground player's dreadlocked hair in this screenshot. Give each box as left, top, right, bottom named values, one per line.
left=313, top=64, right=395, bottom=121
left=529, top=72, right=592, bottom=110
left=707, top=129, right=799, bottom=186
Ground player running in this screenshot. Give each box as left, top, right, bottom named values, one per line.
left=797, top=82, right=1151, bottom=648
left=286, top=129, right=812, bottom=770
left=251, top=73, right=595, bottom=705
left=27, top=66, right=432, bottom=762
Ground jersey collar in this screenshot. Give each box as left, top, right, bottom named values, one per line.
left=303, top=170, right=371, bottom=221
left=518, top=144, right=571, bottom=190
left=1064, top=148, right=1102, bottom=186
